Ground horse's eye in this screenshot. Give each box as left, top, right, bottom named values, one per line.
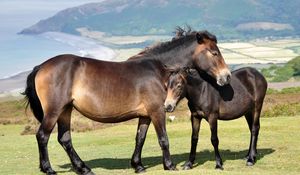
left=177, top=83, right=182, bottom=88
left=211, top=51, right=218, bottom=56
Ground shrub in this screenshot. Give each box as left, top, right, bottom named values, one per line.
left=266, top=87, right=300, bottom=95
left=262, top=103, right=300, bottom=118
left=260, top=56, right=300, bottom=82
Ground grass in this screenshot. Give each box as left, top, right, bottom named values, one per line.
left=0, top=116, right=299, bottom=175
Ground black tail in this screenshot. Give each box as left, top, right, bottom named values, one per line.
left=22, top=65, right=43, bottom=123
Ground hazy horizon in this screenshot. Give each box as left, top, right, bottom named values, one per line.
left=0, top=0, right=101, bottom=36
left=0, top=0, right=105, bottom=78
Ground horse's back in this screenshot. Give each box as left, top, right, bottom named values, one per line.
left=232, top=67, right=267, bottom=100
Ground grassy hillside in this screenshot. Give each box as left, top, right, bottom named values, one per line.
left=261, top=56, right=300, bottom=82
left=20, top=0, right=300, bottom=40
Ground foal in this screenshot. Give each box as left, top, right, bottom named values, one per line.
left=164, top=67, right=267, bottom=170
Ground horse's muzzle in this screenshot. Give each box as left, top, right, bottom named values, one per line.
left=216, top=69, right=231, bottom=86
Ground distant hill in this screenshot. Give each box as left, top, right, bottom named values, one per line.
left=19, top=0, right=300, bottom=40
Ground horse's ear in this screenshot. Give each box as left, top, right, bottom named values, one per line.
left=184, top=68, right=196, bottom=76
left=196, top=32, right=204, bottom=44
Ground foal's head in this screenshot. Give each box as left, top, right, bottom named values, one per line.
left=164, top=68, right=189, bottom=112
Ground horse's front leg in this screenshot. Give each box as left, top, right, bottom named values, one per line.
left=131, top=117, right=151, bottom=173
left=208, top=114, right=223, bottom=170
left=151, top=109, right=176, bottom=170
left=183, top=113, right=202, bottom=170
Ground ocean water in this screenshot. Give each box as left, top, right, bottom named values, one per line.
left=0, top=0, right=108, bottom=78
left=0, top=33, right=116, bottom=79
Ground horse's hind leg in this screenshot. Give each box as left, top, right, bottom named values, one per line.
left=57, top=106, right=94, bottom=175
left=131, top=117, right=151, bottom=173
left=245, top=105, right=262, bottom=166
left=244, top=112, right=253, bottom=160
left=183, top=113, right=202, bottom=170
left=208, top=114, right=223, bottom=170
left=36, top=109, right=63, bottom=174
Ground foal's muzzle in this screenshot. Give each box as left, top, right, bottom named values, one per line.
left=164, top=101, right=176, bottom=112
left=165, top=104, right=175, bottom=112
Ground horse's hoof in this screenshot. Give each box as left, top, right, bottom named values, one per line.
left=164, top=163, right=177, bottom=171
left=182, top=162, right=193, bottom=170
left=246, top=158, right=255, bottom=166
left=215, top=164, right=224, bottom=170
left=41, top=167, right=57, bottom=175
left=135, top=166, right=146, bottom=173
left=246, top=162, right=254, bottom=166
left=45, top=170, right=57, bottom=175
left=83, top=171, right=95, bottom=175
left=246, top=160, right=255, bottom=166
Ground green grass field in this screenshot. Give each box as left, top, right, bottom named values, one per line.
left=0, top=116, right=299, bottom=175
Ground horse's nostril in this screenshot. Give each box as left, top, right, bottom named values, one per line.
left=226, top=74, right=231, bottom=83
left=165, top=104, right=174, bottom=112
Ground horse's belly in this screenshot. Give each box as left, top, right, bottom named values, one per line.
left=218, top=97, right=253, bottom=120
left=72, top=93, right=147, bottom=123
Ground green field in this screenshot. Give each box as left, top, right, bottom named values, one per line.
left=0, top=116, right=299, bottom=175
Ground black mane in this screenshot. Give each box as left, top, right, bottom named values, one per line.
left=139, top=27, right=218, bottom=57
left=174, top=26, right=217, bottom=43
left=141, top=32, right=197, bottom=56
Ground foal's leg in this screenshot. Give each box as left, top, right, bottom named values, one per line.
left=57, top=107, right=94, bottom=175
left=244, top=113, right=253, bottom=160
left=131, top=117, right=151, bottom=173
left=246, top=107, right=261, bottom=166
left=183, top=113, right=202, bottom=170
left=208, top=114, right=223, bottom=170
left=151, top=109, right=176, bottom=170
left=36, top=110, right=62, bottom=175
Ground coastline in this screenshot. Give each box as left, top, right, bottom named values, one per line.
left=1, top=34, right=300, bottom=101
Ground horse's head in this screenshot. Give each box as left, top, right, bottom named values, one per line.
left=164, top=68, right=189, bottom=112
left=192, top=31, right=231, bottom=86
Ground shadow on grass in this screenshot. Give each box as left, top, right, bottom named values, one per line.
left=59, top=148, right=274, bottom=171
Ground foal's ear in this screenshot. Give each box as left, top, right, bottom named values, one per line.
left=184, top=68, right=197, bottom=76
left=196, top=33, right=204, bottom=44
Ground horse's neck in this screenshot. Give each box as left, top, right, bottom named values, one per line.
left=155, top=42, right=196, bottom=69
left=135, top=58, right=169, bottom=78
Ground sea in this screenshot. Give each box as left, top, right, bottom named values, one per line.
left=0, top=0, right=111, bottom=79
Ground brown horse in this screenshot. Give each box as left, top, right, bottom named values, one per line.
left=128, top=29, right=231, bottom=172
left=23, top=31, right=231, bottom=175
left=164, top=67, right=267, bottom=170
